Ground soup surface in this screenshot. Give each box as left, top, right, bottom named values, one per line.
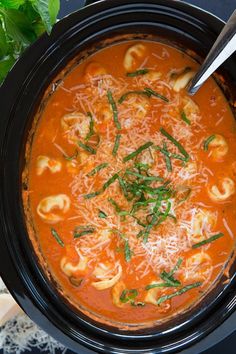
left=24, top=40, right=236, bottom=326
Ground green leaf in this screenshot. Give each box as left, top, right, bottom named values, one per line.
left=0, top=8, right=36, bottom=45
left=0, top=0, right=25, bottom=9
left=31, top=0, right=59, bottom=34
left=0, top=20, right=8, bottom=57
left=48, top=0, right=59, bottom=27
left=0, top=54, right=15, bottom=82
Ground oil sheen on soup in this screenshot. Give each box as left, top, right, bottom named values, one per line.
left=24, top=40, right=236, bottom=326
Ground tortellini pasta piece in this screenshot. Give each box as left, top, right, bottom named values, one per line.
left=192, top=209, right=217, bottom=243
left=36, top=155, right=62, bottom=176
left=84, top=62, right=107, bottom=78
left=91, top=263, right=122, bottom=290
left=171, top=69, right=196, bottom=92
left=127, top=95, right=150, bottom=121
left=60, top=256, right=88, bottom=276
left=207, top=134, right=229, bottom=161
left=208, top=177, right=235, bottom=202
left=61, top=112, right=90, bottom=141
left=145, top=281, right=162, bottom=305
left=37, top=194, right=70, bottom=223
left=112, top=281, right=126, bottom=308
left=182, top=97, right=200, bottom=120
left=143, top=70, right=161, bottom=82
left=185, top=252, right=212, bottom=282
left=124, top=43, right=146, bottom=71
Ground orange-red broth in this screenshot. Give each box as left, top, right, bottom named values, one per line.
left=24, top=41, right=236, bottom=325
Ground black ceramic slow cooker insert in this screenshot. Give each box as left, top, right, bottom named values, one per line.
left=0, top=1, right=236, bottom=353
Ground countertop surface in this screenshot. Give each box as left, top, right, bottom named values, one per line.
left=2, top=0, right=236, bottom=353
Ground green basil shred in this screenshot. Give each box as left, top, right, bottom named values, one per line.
left=51, top=228, right=64, bottom=247
left=112, top=134, right=121, bottom=156
left=126, top=68, right=149, bottom=77
left=87, top=163, right=109, bottom=177
left=98, top=210, right=107, bottom=218
left=180, top=110, right=191, bottom=125
left=203, top=135, right=216, bottom=151
left=192, top=233, right=224, bottom=249
left=156, top=282, right=202, bottom=305
left=107, top=89, right=121, bottom=130
left=78, top=141, right=96, bottom=155
left=74, top=226, right=95, bottom=238
left=123, top=142, right=153, bottom=162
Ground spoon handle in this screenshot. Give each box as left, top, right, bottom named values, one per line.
left=188, top=9, right=236, bottom=95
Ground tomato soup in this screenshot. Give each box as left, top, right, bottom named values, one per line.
left=23, top=40, right=236, bottom=326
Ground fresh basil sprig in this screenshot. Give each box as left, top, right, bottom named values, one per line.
left=0, top=0, right=60, bottom=83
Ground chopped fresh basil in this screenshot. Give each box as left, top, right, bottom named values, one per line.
left=107, top=89, right=121, bottom=130
left=126, top=68, right=149, bottom=77
left=87, top=163, right=109, bottom=177
left=157, top=282, right=202, bottom=305
left=192, top=233, right=224, bottom=249
left=203, top=135, right=216, bottom=151
left=123, top=142, right=153, bottom=162
left=51, top=228, right=64, bottom=247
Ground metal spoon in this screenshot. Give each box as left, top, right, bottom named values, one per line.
left=188, top=9, right=236, bottom=95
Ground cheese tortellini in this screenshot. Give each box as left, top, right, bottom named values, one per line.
left=60, top=256, right=88, bottom=276
left=208, top=177, right=235, bottom=202
left=145, top=281, right=162, bottom=305
left=85, top=62, right=107, bottom=78
left=185, top=252, right=212, bottom=282
left=36, top=155, right=62, bottom=175
left=61, top=112, right=90, bottom=142
left=170, top=69, right=196, bottom=92
left=37, top=194, right=70, bottom=223
left=192, top=209, right=217, bottom=243
left=112, top=281, right=126, bottom=308
left=124, top=43, right=146, bottom=71
left=207, top=134, right=229, bottom=161
left=91, top=263, right=122, bottom=290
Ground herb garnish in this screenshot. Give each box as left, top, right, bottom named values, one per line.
left=84, top=173, right=119, bottom=200
left=0, top=0, right=60, bottom=83
left=84, top=191, right=101, bottom=199
left=103, top=173, right=119, bottom=190
left=112, top=229, right=132, bottom=262
left=160, top=258, right=182, bottom=287
left=124, top=240, right=132, bottom=262
left=180, top=110, right=191, bottom=125
left=203, top=135, right=216, bottom=151
left=78, top=141, right=96, bottom=155
left=51, top=228, right=64, bottom=247
left=160, top=128, right=190, bottom=161
left=192, top=233, right=224, bottom=249
left=112, top=134, right=121, bottom=156
left=144, top=87, right=169, bottom=102
left=74, top=225, right=95, bottom=238
left=85, top=112, right=95, bottom=141
left=87, top=163, right=109, bottom=177
left=98, top=210, right=107, bottom=218
left=120, top=289, right=138, bottom=303
left=145, top=283, right=176, bottom=290
left=107, top=89, right=121, bottom=130
left=156, top=282, right=202, bottom=305
left=126, top=68, right=149, bottom=77
left=118, top=87, right=168, bottom=104
left=123, top=142, right=153, bottom=162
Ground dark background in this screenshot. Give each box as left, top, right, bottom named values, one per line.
left=3, top=1, right=236, bottom=354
